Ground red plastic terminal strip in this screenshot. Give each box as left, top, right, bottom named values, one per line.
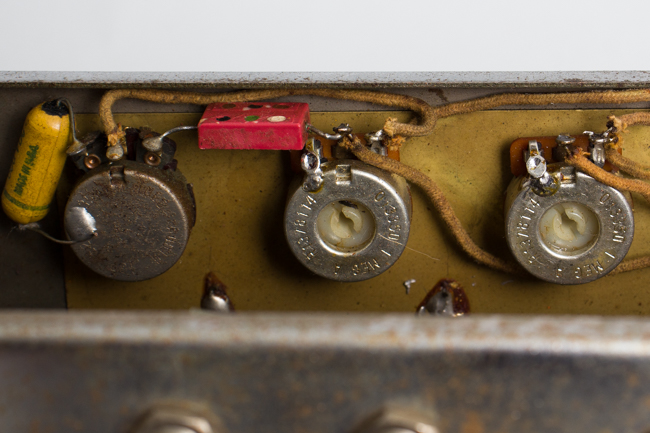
left=198, top=102, right=310, bottom=150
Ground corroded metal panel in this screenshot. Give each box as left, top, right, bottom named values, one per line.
left=0, top=312, right=649, bottom=433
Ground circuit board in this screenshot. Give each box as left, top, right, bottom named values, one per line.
left=62, top=109, right=650, bottom=314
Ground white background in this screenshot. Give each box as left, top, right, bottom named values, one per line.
left=0, top=0, right=647, bottom=72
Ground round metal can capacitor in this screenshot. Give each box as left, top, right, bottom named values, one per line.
left=64, top=160, right=196, bottom=281
left=505, top=167, right=633, bottom=284
left=285, top=159, right=411, bottom=282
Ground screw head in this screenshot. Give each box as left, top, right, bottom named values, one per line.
left=83, top=154, right=101, bottom=170
left=145, top=152, right=162, bottom=167
left=353, top=406, right=439, bottom=433
left=132, top=405, right=217, bottom=433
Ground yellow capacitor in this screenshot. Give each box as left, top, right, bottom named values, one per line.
left=2, top=100, right=71, bottom=224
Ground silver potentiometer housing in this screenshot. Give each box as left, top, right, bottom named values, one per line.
left=505, top=139, right=633, bottom=284
left=285, top=158, right=412, bottom=282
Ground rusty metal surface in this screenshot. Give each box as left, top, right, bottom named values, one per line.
left=1, top=311, right=650, bottom=432
left=3, top=71, right=650, bottom=89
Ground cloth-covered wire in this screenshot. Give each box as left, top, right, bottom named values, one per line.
left=99, top=88, right=650, bottom=276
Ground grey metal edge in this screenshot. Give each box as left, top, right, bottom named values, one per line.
left=0, top=311, right=648, bottom=356
left=2, top=312, right=650, bottom=433
left=3, top=71, right=650, bottom=89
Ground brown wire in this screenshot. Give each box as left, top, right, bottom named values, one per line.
left=609, top=256, right=650, bottom=275
left=99, top=88, right=435, bottom=141
left=611, top=111, right=650, bottom=129
left=339, top=136, right=523, bottom=275
left=98, top=87, right=650, bottom=276
left=595, top=112, right=650, bottom=274
left=604, top=113, right=650, bottom=179
left=433, top=89, right=650, bottom=118
left=530, top=148, right=650, bottom=275
left=413, top=89, right=650, bottom=276
left=402, top=90, right=650, bottom=276
left=100, top=88, right=650, bottom=142
left=605, top=148, right=650, bottom=180
left=566, top=150, right=650, bottom=203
